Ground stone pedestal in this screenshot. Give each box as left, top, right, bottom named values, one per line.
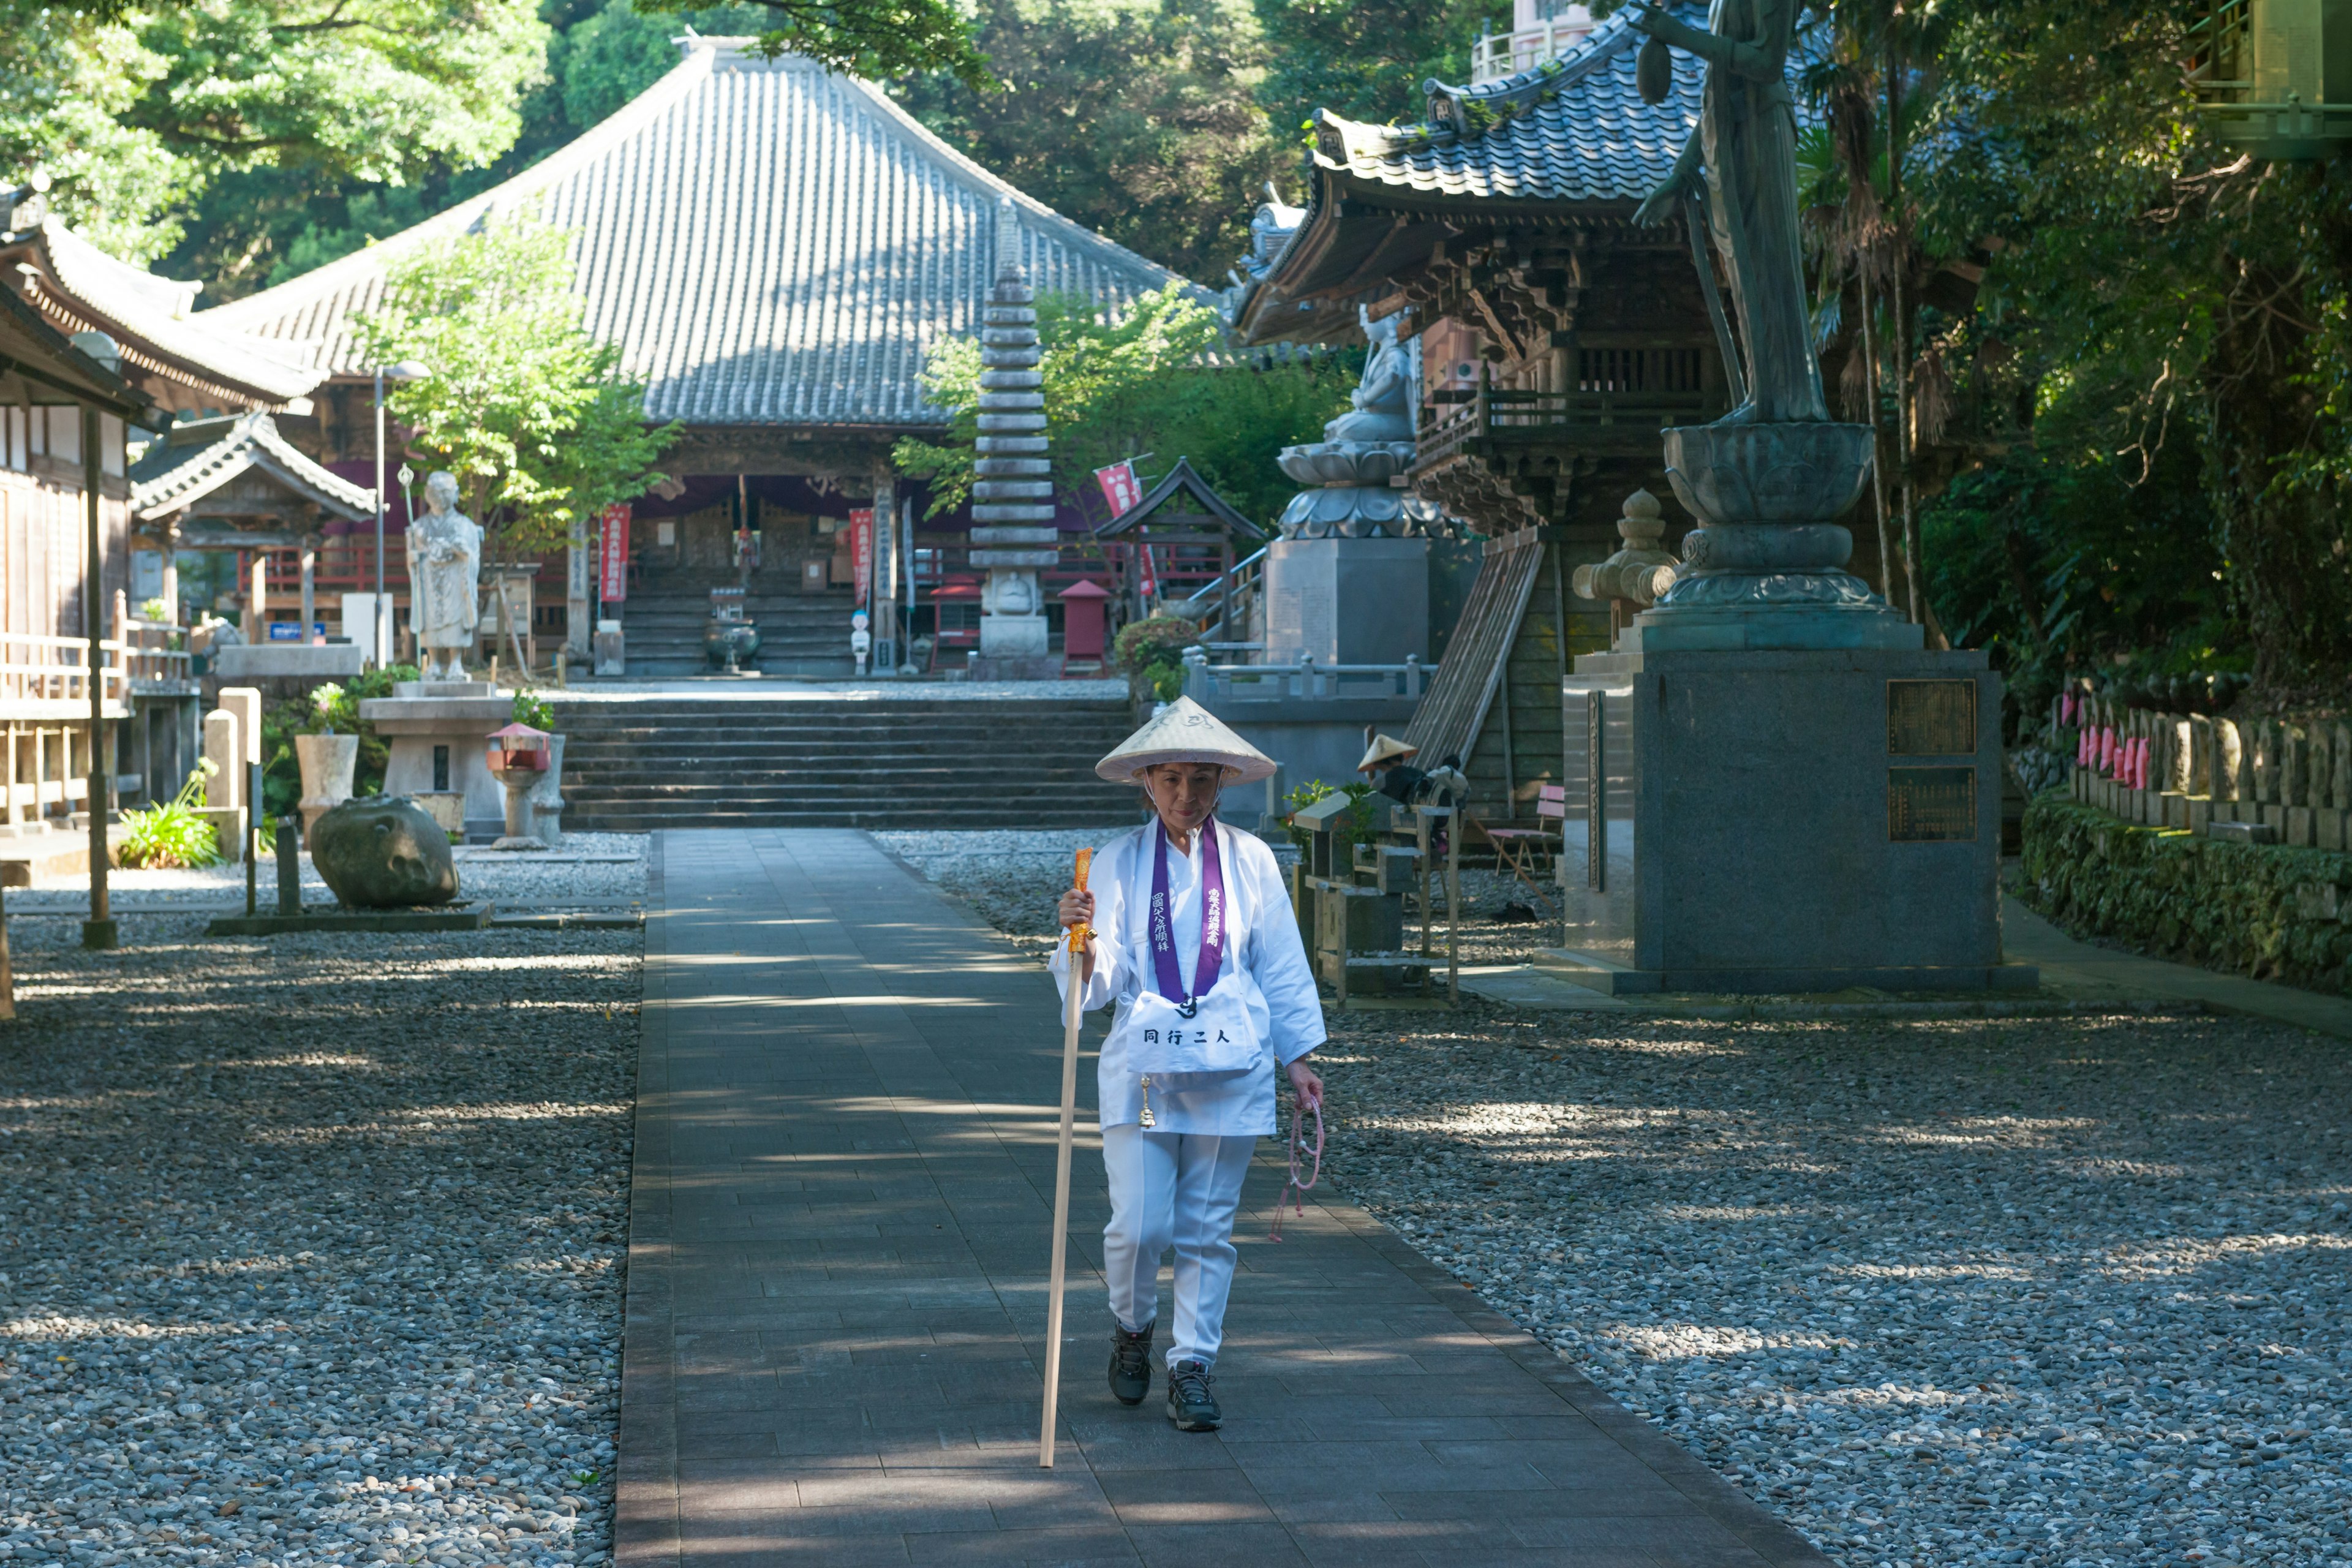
left=1545, top=647, right=2035, bottom=993
left=970, top=609, right=1056, bottom=680
left=1262, top=537, right=1429, bottom=665
left=356, top=681, right=511, bottom=842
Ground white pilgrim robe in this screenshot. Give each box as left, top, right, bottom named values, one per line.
left=1050, top=818, right=1324, bottom=1137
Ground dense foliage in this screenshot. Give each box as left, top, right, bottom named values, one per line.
left=27, top=0, right=1500, bottom=287
left=889, top=0, right=1286, bottom=277
left=893, top=283, right=1356, bottom=528
left=351, top=216, right=677, bottom=556
left=1802, top=0, right=2352, bottom=706
left=1251, top=0, right=1485, bottom=145
left=4, top=0, right=546, bottom=266
left=255, top=666, right=423, bottom=818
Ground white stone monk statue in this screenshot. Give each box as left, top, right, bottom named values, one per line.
left=409, top=470, right=483, bottom=681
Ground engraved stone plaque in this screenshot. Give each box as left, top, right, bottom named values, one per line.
left=1888, top=766, right=1977, bottom=842
left=1887, top=679, right=1977, bottom=755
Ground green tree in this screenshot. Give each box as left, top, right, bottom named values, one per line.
left=1253, top=0, right=1491, bottom=145
left=632, top=0, right=989, bottom=88
left=2, top=0, right=547, bottom=266
left=1899, top=0, right=2352, bottom=700
left=893, top=282, right=1355, bottom=527
left=891, top=0, right=1285, bottom=278
left=157, top=0, right=774, bottom=300
left=352, top=216, right=679, bottom=555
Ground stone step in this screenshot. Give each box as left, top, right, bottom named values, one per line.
left=566, top=807, right=1137, bottom=831
left=564, top=756, right=1124, bottom=780
left=545, top=688, right=1139, bottom=831
left=563, top=766, right=1133, bottom=789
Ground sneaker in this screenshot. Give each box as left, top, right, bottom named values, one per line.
left=1166, top=1358, right=1221, bottom=1431
left=1107, top=1321, right=1155, bottom=1406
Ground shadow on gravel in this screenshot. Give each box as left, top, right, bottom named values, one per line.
left=0, top=914, right=643, bottom=1567
left=1316, top=1005, right=2352, bottom=1568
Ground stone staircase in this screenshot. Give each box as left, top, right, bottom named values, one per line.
left=551, top=693, right=1147, bottom=831
left=614, top=566, right=860, bottom=677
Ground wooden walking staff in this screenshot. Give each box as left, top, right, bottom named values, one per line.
left=1039, top=847, right=1092, bottom=1468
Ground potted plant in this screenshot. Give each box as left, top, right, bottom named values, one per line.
left=293, top=682, right=361, bottom=847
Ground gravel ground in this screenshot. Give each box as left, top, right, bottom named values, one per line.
left=1322, top=1009, right=2352, bottom=1568
left=0, top=913, right=642, bottom=1568
left=877, top=826, right=1562, bottom=967
left=899, top=829, right=2352, bottom=1568
left=875, top=828, right=1142, bottom=949
left=9, top=834, right=648, bottom=917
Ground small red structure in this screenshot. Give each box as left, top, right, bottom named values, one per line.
left=1058, top=579, right=1112, bottom=669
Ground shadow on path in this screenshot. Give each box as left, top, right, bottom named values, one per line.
left=617, top=829, right=1827, bottom=1567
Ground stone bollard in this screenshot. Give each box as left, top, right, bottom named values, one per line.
left=276, top=819, right=302, bottom=917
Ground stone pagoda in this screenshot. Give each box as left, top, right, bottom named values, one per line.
left=967, top=197, right=1061, bottom=680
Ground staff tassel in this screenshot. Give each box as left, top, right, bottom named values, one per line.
left=1039, top=846, right=1092, bottom=1468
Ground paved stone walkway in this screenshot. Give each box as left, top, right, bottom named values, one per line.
left=617, top=829, right=1828, bottom=1568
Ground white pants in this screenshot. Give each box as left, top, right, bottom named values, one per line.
left=1101, top=1125, right=1255, bottom=1369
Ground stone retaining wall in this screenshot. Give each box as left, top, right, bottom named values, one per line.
left=2021, top=793, right=2352, bottom=992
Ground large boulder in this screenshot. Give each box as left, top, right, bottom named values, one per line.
left=311, top=796, right=459, bottom=908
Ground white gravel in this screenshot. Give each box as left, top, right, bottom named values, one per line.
left=907, top=831, right=2352, bottom=1568
left=875, top=827, right=1142, bottom=940
left=1317, top=1008, right=2352, bottom=1568
left=11, top=834, right=647, bottom=916
left=0, top=913, right=641, bottom=1568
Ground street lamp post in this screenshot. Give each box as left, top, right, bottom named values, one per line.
left=372, top=361, right=431, bottom=667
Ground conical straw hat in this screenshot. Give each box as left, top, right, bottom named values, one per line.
left=1356, top=733, right=1417, bottom=773
left=1095, top=696, right=1277, bottom=785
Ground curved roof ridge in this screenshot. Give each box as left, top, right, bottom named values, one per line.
left=32, top=221, right=320, bottom=406
left=1415, top=6, right=1641, bottom=138
left=130, top=410, right=374, bottom=521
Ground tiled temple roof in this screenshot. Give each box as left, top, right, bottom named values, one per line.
left=1230, top=2, right=1824, bottom=341
left=0, top=219, right=321, bottom=411
left=1308, top=1, right=1716, bottom=206
left=202, top=40, right=1181, bottom=429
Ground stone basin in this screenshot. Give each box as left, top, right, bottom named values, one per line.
left=1662, top=421, right=1875, bottom=526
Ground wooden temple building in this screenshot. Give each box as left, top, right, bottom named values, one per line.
left=0, top=194, right=317, bottom=861
left=1230, top=2, right=1883, bottom=821
left=197, top=36, right=1177, bottom=674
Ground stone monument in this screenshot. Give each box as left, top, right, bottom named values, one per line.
left=409, top=471, right=483, bottom=682
left=356, top=479, right=507, bottom=840
left=1189, top=311, right=1441, bottom=792
left=1263, top=309, right=1436, bottom=668
left=965, top=197, right=1061, bottom=681
left=1541, top=1, right=2032, bottom=993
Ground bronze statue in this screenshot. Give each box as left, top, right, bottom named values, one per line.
left=1628, top=0, right=1827, bottom=426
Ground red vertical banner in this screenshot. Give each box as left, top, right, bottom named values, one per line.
left=598, top=503, right=631, bottom=603
left=849, top=507, right=875, bottom=609
left=1093, top=461, right=1141, bottom=517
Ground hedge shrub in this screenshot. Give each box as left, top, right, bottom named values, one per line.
left=2019, top=793, right=2352, bottom=992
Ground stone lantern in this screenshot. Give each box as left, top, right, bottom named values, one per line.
left=484, top=721, right=551, bottom=850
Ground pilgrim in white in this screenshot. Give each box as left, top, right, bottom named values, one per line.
left=1052, top=698, right=1325, bottom=1431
